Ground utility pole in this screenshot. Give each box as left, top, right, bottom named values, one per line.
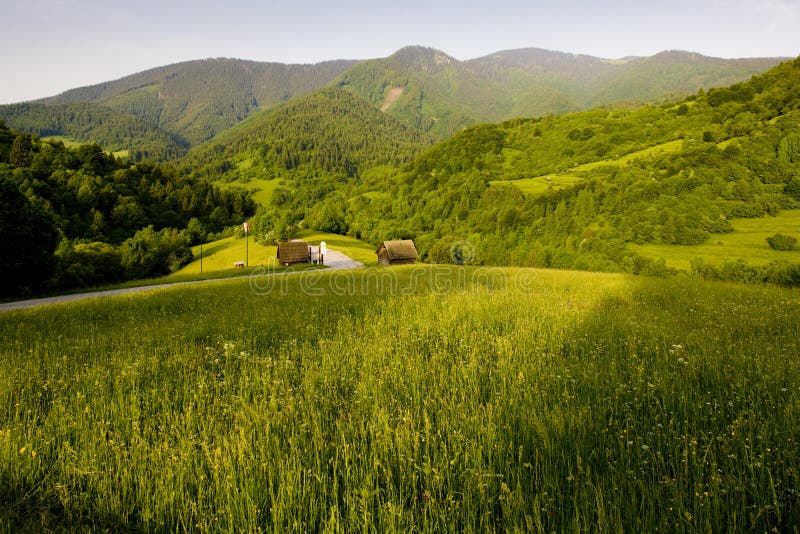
left=243, top=221, right=251, bottom=267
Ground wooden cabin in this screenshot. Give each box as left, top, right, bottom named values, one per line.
left=277, top=240, right=310, bottom=265
left=376, top=240, right=418, bottom=266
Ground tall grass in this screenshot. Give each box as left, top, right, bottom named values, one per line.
left=1, top=267, right=798, bottom=531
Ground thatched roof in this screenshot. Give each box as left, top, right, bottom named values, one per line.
left=277, top=241, right=310, bottom=264
left=377, top=240, right=418, bottom=261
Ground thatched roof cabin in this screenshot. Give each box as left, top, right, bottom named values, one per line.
left=376, top=240, right=418, bottom=265
left=277, top=240, right=310, bottom=265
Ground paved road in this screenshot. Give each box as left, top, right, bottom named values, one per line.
left=322, top=250, right=364, bottom=271
left=0, top=249, right=364, bottom=313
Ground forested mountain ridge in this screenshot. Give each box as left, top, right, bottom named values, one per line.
left=38, top=58, right=360, bottom=146
left=336, top=46, right=787, bottom=139
left=0, top=47, right=785, bottom=162
left=0, top=102, right=187, bottom=161
left=185, top=87, right=433, bottom=180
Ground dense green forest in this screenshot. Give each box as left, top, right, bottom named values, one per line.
left=244, top=57, right=800, bottom=285
left=186, top=88, right=432, bottom=180
left=0, top=121, right=255, bottom=296
left=0, top=102, right=187, bottom=161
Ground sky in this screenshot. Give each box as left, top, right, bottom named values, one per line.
left=1, top=0, right=798, bottom=104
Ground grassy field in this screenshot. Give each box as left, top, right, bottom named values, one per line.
left=1, top=267, right=798, bottom=531
left=492, top=139, right=685, bottom=196
left=217, top=178, right=283, bottom=206
left=632, top=209, right=800, bottom=270
left=170, top=231, right=377, bottom=278
left=43, top=135, right=129, bottom=159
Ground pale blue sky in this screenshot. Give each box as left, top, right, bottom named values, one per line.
left=1, top=0, right=798, bottom=103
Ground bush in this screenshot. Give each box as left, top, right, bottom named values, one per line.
left=766, top=233, right=798, bottom=251
left=120, top=226, right=192, bottom=280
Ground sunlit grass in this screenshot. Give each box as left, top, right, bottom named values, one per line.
left=492, top=139, right=684, bottom=196
left=1, top=267, right=798, bottom=531
left=218, top=177, right=283, bottom=206
left=632, top=209, right=800, bottom=269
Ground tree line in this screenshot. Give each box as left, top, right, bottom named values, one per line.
left=0, top=122, right=255, bottom=296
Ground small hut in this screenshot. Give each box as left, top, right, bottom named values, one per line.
left=376, top=240, right=418, bottom=266
left=277, top=240, right=310, bottom=265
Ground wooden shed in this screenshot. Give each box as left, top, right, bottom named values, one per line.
left=376, top=240, right=418, bottom=265
left=277, top=240, right=310, bottom=265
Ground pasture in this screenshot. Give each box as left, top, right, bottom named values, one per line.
left=632, top=209, right=800, bottom=270
left=1, top=267, right=798, bottom=531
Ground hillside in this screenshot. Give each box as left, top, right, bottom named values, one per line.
left=0, top=120, right=255, bottom=296
left=0, top=102, right=187, bottom=161
left=39, top=58, right=359, bottom=146
left=186, top=87, right=432, bottom=180
left=337, top=46, right=786, bottom=139
left=0, top=58, right=358, bottom=161
left=2, top=267, right=799, bottom=531
left=255, top=56, right=800, bottom=285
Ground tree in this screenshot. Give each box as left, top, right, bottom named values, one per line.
left=0, top=175, right=59, bottom=295
left=9, top=134, right=33, bottom=167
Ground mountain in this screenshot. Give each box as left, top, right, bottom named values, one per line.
left=0, top=57, right=359, bottom=159
left=334, top=46, right=513, bottom=139
left=186, top=87, right=432, bottom=180
left=337, top=46, right=786, bottom=139
left=38, top=58, right=359, bottom=147
left=0, top=47, right=787, bottom=162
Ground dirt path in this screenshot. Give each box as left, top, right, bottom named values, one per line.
left=380, top=87, right=404, bottom=112
left=0, top=250, right=364, bottom=313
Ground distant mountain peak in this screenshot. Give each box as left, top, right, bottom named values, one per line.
left=390, top=46, right=457, bottom=68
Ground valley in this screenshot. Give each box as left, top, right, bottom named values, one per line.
left=1, top=32, right=799, bottom=532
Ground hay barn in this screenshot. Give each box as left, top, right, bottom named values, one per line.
left=277, top=240, right=310, bottom=265
left=376, top=240, right=418, bottom=265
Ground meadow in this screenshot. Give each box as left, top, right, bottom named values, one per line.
left=632, top=209, right=800, bottom=270
left=170, top=230, right=376, bottom=278
left=490, top=139, right=685, bottom=196
left=0, top=267, right=798, bottom=531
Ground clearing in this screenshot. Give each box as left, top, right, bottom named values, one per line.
left=380, top=87, right=405, bottom=112
left=217, top=176, right=282, bottom=206
left=491, top=139, right=684, bottom=196
left=631, top=209, right=800, bottom=269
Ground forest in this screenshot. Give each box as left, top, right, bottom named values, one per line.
left=0, top=122, right=254, bottom=296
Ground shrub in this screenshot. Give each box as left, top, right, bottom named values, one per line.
left=766, top=233, right=798, bottom=251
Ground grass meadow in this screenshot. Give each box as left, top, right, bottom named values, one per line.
left=632, top=209, right=800, bottom=270
left=1, top=267, right=798, bottom=531
left=492, top=139, right=685, bottom=196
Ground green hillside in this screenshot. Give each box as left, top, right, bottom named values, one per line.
left=335, top=46, right=511, bottom=139
left=2, top=267, right=798, bottom=531
left=2, top=48, right=782, bottom=162
left=41, top=58, right=359, bottom=146
left=0, top=120, right=255, bottom=296
left=246, top=56, right=800, bottom=286
left=0, top=102, right=187, bottom=161
left=186, top=87, right=432, bottom=180
left=336, top=46, right=785, bottom=140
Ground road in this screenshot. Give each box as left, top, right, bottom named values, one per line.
left=0, top=250, right=364, bottom=313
